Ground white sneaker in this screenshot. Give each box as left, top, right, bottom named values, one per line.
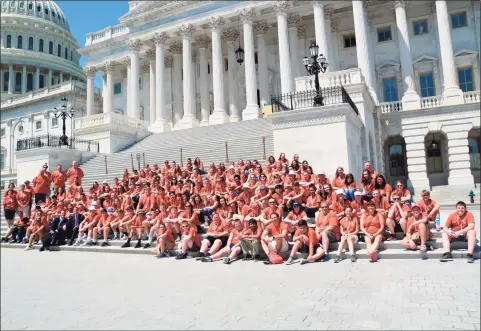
left=24, top=245, right=33, bottom=251
left=37, top=240, right=43, bottom=245
left=73, top=238, right=81, bottom=246
left=80, top=240, right=91, bottom=247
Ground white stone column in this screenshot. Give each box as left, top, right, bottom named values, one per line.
left=446, top=127, right=475, bottom=188
left=122, top=58, right=131, bottom=116
left=435, top=0, right=464, bottom=105
left=21, top=65, right=27, bottom=93
left=352, top=1, right=376, bottom=97
left=405, top=131, right=430, bottom=195
left=48, top=69, right=52, bottom=87
left=196, top=37, right=211, bottom=126
left=274, top=1, right=294, bottom=94
left=148, top=59, right=156, bottom=124
left=254, top=22, right=270, bottom=111
left=59, top=72, right=64, bottom=83
left=128, top=39, right=141, bottom=119
left=85, top=67, right=95, bottom=116
left=240, top=7, right=261, bottom=120
left=179, top=25, right=199, bottom=129
left=297, top=26, right=307, bottom=75
left=209, top=16, right=229, bottom=125
left=222, top=28, right=241, bottom=122
left=35, top=67, right=40, bottom=90
left=104, top=62, right=114, bottom=114
left=313, top=1, right=330, bottom=72
left=7, top=65, right=13, bottom=94
left=394, top=0, right=420, bottom=110
left=170, top=42, right=183, bottom=128
left=149, top=33, right=171, bottom=132
left=287, top=14, right=300, bottom=79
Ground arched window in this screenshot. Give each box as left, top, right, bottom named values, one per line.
left=15, top=72, right=21, bottom=92
left=36, top=5, right=40, bottom=12
left=28, top=36, right=34, bottom=50
left=6, top=34, right=11, bottom=48
left=39, top=74, right=45, bottom=89
left=28, top=3, right=32, bottom=10
left=64, top=47, right=68, bottom=59
left=27, top=73, right=33, bottom=91
left=49, top=41, right=53, bottom=54
left=44, top=8, right=48, bottom=15
left=39, top=39, right=44, bottom=52
left=17, top=35, right=22, bottom=49
left=57, top=44, right=61, bottom=57
left=389, top=144, right=406, bottom=176
left=70, top=50, right=73, bottom=61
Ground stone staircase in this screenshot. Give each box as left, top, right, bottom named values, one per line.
left=80, top=118, right=274, bottom=189
left=427, top=185, right=480, bottom=207
left=2, top=220, right=479, bottom=260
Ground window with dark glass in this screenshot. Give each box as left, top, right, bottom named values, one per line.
left=413, top=19, right=428, bottom=35
left=17, top=35, right=22, bottom=49
left=114, top=83, right=121, bottom=95
left=419, top=72, right=435, bottom=97
left=377, top=26, right=392, bottom=42
left=39, top=39, right=44, bottom=52
left=383, top=77, right=398, bottom=102
left=39, top=74, right=45, bottom=88
left=458, top=67, right=474, bottom=92
left=426, top=139, right=443, bottom=173
left=343, top=34, right=356, bottom=48
left=15, top=72, right=21, bottom=92
left=49, top=41, right=53, bottom=54
left=469, top=138, right=481, bottom=170
left=3, top=72, right=8, bottom=91
left=389, top=144, right=406, bottom=176
left=451, top=12, right=467, bottom=29
left=27, top=73, right=33, bottom=91
left=28, top=36, right=34, bottom=50
left=57, top=44, right=61, bottom=57
left=64, top=47, right=68, bottom=59
left=6, top=34, right=11, bottom=48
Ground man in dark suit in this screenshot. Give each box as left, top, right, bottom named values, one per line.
left=67, top=206, right=84, bottom=246
left=39, top=210, right=70, bottom=251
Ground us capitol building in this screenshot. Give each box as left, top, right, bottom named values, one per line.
left=1, top=0, right=480, bottom=200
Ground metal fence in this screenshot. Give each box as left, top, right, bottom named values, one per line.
left=16, top=134, right=100, bottom=153
left=270, top=85, right=359, bottom=115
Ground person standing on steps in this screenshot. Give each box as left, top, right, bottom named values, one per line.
left=32, top=164, right=51, bottom=205
left=66, top=161, right=84, bottom=187
left=51, top=164, right=67, bottom=192
left=440, top=201, right=477, bottom=263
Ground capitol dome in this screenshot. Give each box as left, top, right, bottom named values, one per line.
left=0, top=0, right=85, bottom=100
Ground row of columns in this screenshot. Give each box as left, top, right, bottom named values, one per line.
left=1, top=65, right=73, bottom=94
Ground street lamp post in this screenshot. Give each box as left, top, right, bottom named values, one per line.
left=53, top=97, right=75, bottom=146
left=302, top=44, right=328, bottom=106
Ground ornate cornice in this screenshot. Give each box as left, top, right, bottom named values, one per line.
left=239, top=7, right=256, bottom=23
left=128, top=38, right=142, bottom=52
left=145, top=48, right=156, bottom=59
left=297, top=25, right=306, bottom=39
left=272, top=1, right=292, bottom=16
left=141, top=63, right=150, bottom=74
left=105, top=61, right=116, bottom=73
left=287, top=13, right=301, bottom=26
left=123, top=57, right=131, bottom=66
left=331, top=19, right=338, bottom=32
left=324, top=5, right=334, bottom=20
left=152, top=31, right=168, bottom=45
left=209, top=16, right=224, bottom=30
left=169, top=42, right=183, bottom=54
left=121, top=68, right=127, bottom=78
left=222, top=27, right=240, bottom=42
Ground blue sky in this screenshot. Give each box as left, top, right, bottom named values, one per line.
left=58, top=1, right=129, bottom=86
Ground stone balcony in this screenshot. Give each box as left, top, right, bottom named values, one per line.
left=74, top=112, right=148, bottom=132
left=85, top=24, right=130, bottom=47
left=379, top=90, right=480, bottom=114
left=294, top=68, right=364, bottom=92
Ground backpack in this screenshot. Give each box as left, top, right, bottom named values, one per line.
left=268, top=252, right=284, bottom=264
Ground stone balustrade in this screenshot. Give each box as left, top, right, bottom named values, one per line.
left=463, top=90, right=480, bottom=104
left=85, top=24, right=130, bottom=46
left=380, top=100, right=403, bottom=114
left=74, top=112, right=148, bottom=130
left=420, top=95, right=444, bottom=109
left=295, top=68, right=364, bottom=92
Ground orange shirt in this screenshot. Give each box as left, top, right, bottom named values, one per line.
left=3, top=194, right=17, bottom=210
left=51, top=170, right=67, bottom=187
left=363, top=214, right=383, bottom=235
left=372, top=197, right=391, bottom=211
left=406, top=215, right=428, bottom=234
left=330, top=201, right=346, bottom=214
left=230, top=227, right=244, bottom=245
left=445, top=211, right=475, bottom=232
left=315, top=211, right=340, bottom=238
left=286, top=211, right=307, bottom=221
left=185, top=227, right=201, bottom=246
left=306, top=194, right=322, bottom=208
left=33, top=174, right=51, bottom=194
left=66, top=167, right=84, bottom=185
left=265, top=222, right=288, bottom=241
left=340, top=216, right=358, bottom=233
left=137, top=193, right=155, bottom=212
left=208, top=221, right=226, bottom=235
left=417, top=199, right=437, bottom=215
left=99, top=215, right=113, bottom=227
left=294, top=228, right=319, bottom=246
left=16, top=190, right=31, bottom=207
left=331, top=176, right=346, bottom=188
left=159, top=229, right=175, bottom=243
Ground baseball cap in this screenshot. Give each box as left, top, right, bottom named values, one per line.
left=293, top=202, right=301, bottom=208
left=354, top=191, right=362, bottom=196
left=336, top=189, right=345, bottom=195
left=107, top=207, right=114, bottom=214
left=88, top=206, right=96, bottom=211
left=146, top=212, right=152, bottom=217
left=288, top=170, right=296, bottom=175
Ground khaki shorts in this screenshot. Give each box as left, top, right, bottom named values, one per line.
left=268, top=238, right=288, bottom=253
left=325, top=230, right=339, bottom=243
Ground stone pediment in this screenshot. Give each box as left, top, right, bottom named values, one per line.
left=413, top=55, right=438, bottom=64
left=375, top=61, right=400, bottom=72
left=454, top=49, right=478, bottom=57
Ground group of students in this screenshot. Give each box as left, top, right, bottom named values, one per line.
left=2, top=155, right=477, bottom=264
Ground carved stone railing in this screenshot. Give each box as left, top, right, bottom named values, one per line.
left=295, top=68, right=364, bottom=92
left=380, top=100, right=403, bottom=114
left=85, top=24, right=130, bottom=46
left=75, top=112, right=148, bottom=130
left=464, top=90, right=480, bottom=104
left=420, top=95, right=444, bottom=109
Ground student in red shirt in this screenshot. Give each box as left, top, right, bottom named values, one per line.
left=200, top=218, right=244, bottom=264
left=335, top=206, right=359, bottom=263
left=154, top=222, right=175, bottom=258
left=261, top=212, right=288, bottom=264
left=286, top=219, right=324, bottom=265
left=175, top=220, right=202, bottom=260
left=440, top=201, right=477, bottom=263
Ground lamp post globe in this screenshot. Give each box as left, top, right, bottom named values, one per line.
left=53, top=97, right=75, bottom=146
left=303, top=44, right=328, bottom=107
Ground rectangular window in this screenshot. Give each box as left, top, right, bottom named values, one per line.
left=1, top=127, right=5, bottom=137
left=419, top=72, right=435, bottom=97
left=343, top=34, right=356, bottom=48
left=254, top=51, right=258, bottom=64
left=35, top=120, right=42, bottom=130
left=451, top=11, right=468, bottom=29
left=383, top=77, right=398, bottom=102
left=0, top=153, right=5, bottom=170
left=224, top=58, right=228, bottom=71
left=377, top=26, right=392, bottom=42
left=51, top=117, right=58, bottom=127
left=138, top=77, right=142, bottom=90
left=114, top=83, right=121, bottom=95
left=413, top=19, right=428, bottom=35
left=458, top=67, right=474, bottom=92
left=207, top=65, right=210, bottom=75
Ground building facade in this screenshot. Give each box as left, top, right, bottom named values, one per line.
left=0, top=0, right=93, bottom=188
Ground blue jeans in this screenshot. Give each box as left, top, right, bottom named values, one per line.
left=344, top=189, right=356, bottom=201
left=195, top=167, right=207, bottom=175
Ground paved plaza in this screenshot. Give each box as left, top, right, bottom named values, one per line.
left=1, top=247, right=480, bottom=331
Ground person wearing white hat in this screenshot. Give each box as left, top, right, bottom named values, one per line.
left=401, top=203, right=431, bottom=256
left=331, top=189, right=348, bottom=220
